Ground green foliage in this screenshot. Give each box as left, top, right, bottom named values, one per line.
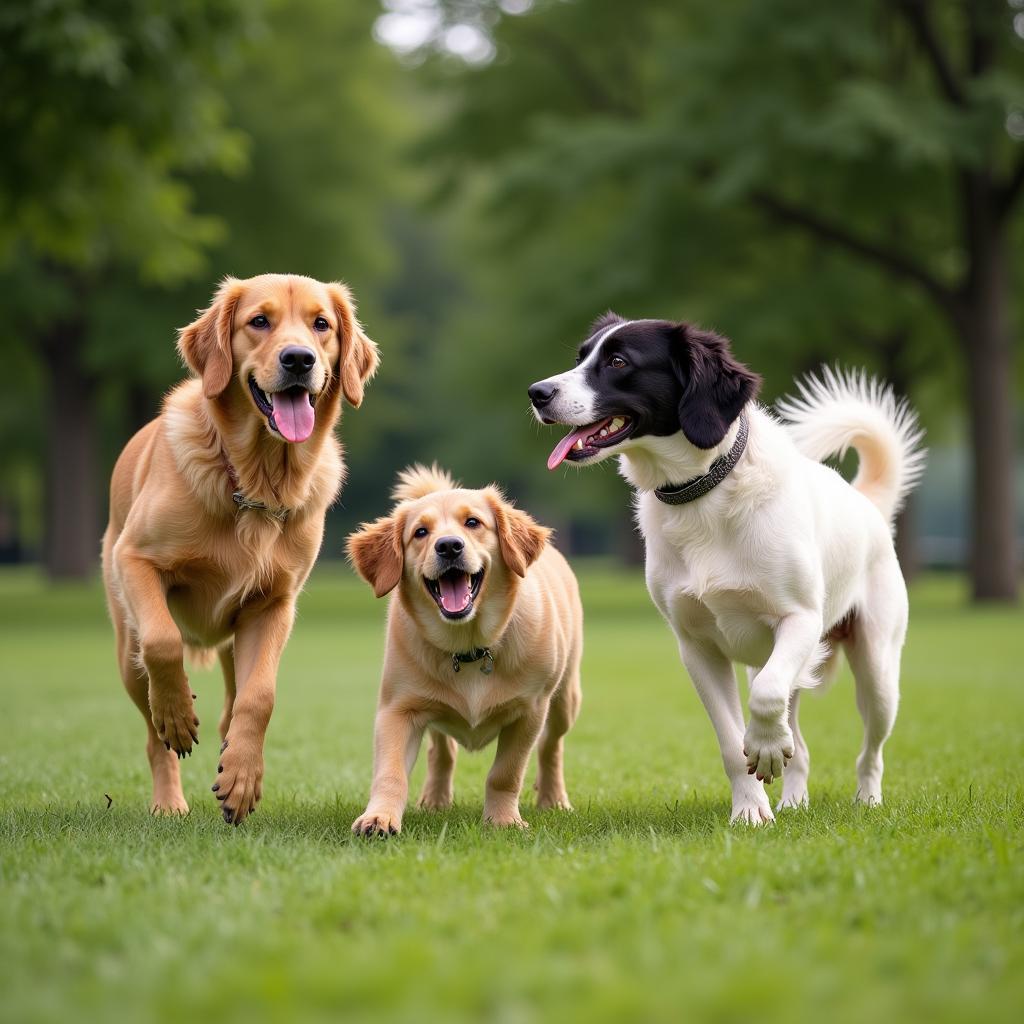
left=0, top=0, right=1021, bottom=568
left=0, top=0, right=424, bottom=547
left=414, top=0, right=1022, bottom=501
left=0, top=0, right=254, bottom=282
left=1, top=566, right=1022, bottom=1022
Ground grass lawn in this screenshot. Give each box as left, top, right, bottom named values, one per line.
left=1, top=563, right=1021, bottom=1024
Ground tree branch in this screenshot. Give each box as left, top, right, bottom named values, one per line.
left=752, top=191, right=959, bottom=314
left=895, top=0, right=965, bottom=105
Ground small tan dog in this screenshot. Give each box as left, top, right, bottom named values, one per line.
left=347, top=465, right=583, bottom=834
left=102, top=273, right=378, bottom=824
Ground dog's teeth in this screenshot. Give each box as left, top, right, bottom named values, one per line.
left=611, top=417, right=623, bottom=431
left=574, top=439, right=583, bottom=450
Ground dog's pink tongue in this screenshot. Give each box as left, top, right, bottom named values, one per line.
left=271, top=390, right=315, bottom=443
left=547, top=426, right=591, bottom=470
left=439, top=573, right=471, bottom=613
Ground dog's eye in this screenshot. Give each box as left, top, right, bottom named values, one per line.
left=413, top=526, right=428, bottom=539
left=609, top=355, right=627, bottom=369
left=313, top=316, right=330, bottom=332
left=249, top=314, right=270, bottom=330
left=465, top=517, right=480, bottom=529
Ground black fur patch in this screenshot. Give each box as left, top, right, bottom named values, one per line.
left=577, top=317, right=761, bottom=450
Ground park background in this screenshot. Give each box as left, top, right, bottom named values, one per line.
left=1, top=0, right=1022, bottom=598
left=1, top=3, right=1022, bottom=1024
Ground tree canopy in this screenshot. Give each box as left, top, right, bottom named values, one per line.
left=412, top=0, right=1024, bottom=596
left=0, top=0, right=1019, bottom=598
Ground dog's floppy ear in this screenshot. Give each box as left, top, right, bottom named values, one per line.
left=674, top=325, right=760, bottom=449
left=347, top=513, right=405, bottom=598
left=486, top=488, right=551, bottom=578
left=177, top=277, right=244, bottom=399
left=329, top=282, right=380, bottom=408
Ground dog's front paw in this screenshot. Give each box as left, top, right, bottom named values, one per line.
left=352, top=809, right=402, bottom=837
left=730, top=776, right=775, bottom=825
left=212, top=736, right=263, bottom=826
left=150, top=685, right=199, bottom=757
left=743, top=718, right=794, bottom=785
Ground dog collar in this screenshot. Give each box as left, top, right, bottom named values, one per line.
left=653, top=412, right=749, bottom=506
left=451, top=647, right=494, bottom=675
left=221, top=454, right=289, bottom=522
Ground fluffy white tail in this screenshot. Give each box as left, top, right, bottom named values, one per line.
left=776, top=367, right=926, bottom=525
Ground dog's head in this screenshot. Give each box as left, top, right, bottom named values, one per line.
left=347, top=466, right=550, bottom=629
left=177, top=274, right=379, bottom=443
left=528, top=312, right=760, bottom=469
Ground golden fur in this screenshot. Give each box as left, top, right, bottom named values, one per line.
left=102, top=273, right=378, bottom=823
left=347, top=465, right=583, bottom=833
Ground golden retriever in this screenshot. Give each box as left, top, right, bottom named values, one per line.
left=346, top=465, right=583, bottom=835
left=102, top=273, right=378, bottom=824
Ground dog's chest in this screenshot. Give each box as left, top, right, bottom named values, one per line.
left=667, top=588, right=776, bottom=667
left=428, top=673, right=530, bottom=750
left=646, top=540, right=776, bottom=666
left=165, top=570, right=242, bottom=645
left=161, top=526, right=302, bottom=645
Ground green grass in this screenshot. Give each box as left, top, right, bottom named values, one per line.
left=1, top=564, right=1022, bottom=1024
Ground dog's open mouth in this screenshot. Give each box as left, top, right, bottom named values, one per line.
left=424, top=568, right=485, bottom=620
left=248, top=376, right=316, bottom=444
left=547, top=415, right=634, bottom=470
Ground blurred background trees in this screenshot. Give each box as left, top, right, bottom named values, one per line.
left=0, top=0, right=1021, bottom=600
left=0, top=0, right=253, bottom=576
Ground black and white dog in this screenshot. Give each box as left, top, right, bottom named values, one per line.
left=529, top=313, right=925, bottom=824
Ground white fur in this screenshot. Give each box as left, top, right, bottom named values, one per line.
left=776, top=366, right=926, bottom=523
left=620, top=370, right=925, bottom=824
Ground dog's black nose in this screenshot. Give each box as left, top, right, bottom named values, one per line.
left=434, top=536, right=464, bottom=560
left=529, top=381, right=557, bottom=407
left=280, top=346, right=316, bottom=374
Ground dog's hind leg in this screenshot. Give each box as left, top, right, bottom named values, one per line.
left=535, top=665, right=581, bottom=811
left=112, top=607, right=188, bottom=815
left=777, top=689, right=810, bottom=810
left=846, top=641, right=901, bottom=806
left=417, top=729, right=458, bottom=810
left=846, top=559, right=906, bottom=806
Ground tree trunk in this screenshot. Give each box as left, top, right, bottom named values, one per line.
left=963, top=317, right=1018, bottom=601
left=41, top=318, right=100, bottom=580
left=958, top=180, right=1019, bottom=602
